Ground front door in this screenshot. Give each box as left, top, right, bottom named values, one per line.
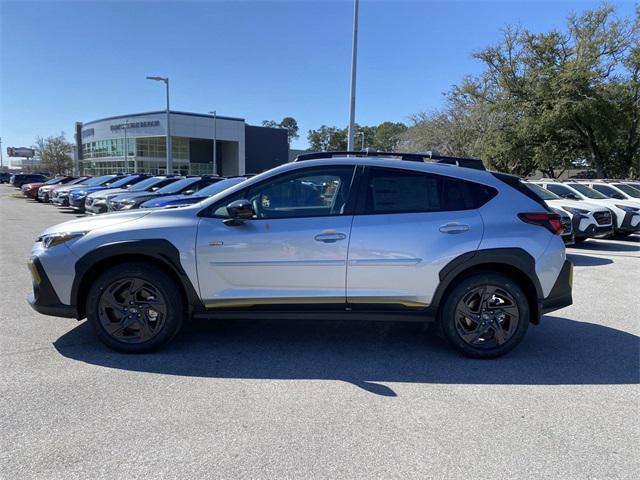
left=195, top=165, right=357, bottom=308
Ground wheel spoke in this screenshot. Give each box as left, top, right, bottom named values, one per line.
left=492, top=323, right=507, bottom=345
left=137, top=319, right=155, bottom=342
left=456, top=302, right=480, bottom=322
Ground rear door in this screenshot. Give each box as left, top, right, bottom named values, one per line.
left=346, top=166, right=488, bottom=308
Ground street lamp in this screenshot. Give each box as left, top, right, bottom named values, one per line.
left=208, top=111, right=217, bottom=176
left=146, top=76, right=172, bottom=174
left=347, top=0, right=359, bottom=151
left=357, top=131, right=365, bottom=151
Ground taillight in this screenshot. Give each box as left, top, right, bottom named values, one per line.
left=518, top=213, right=563, bottom=235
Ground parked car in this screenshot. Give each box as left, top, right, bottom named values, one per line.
left=609, top=182, right=640, bottom=199
left=28, top=152, right=572, bottom=358
left=85, top=176, right=182, bottom=214
left=140, top=176, right=250, bottom=209
left=38, top=176, right=91, bottom=203
left=11, top=173, right=48, bottom=188
left=68, top=174, right=151, bottom=213
left=0, top=172, right=12, bottom=183
left=53, top=175, right=125, bottom=207
left=534, top=180, right=640, bottom=237
left=107, top=176, right=220, bottom=211
left=524, top=182, right=613, bottom=242
left=21, top=176, right=77, bottom=200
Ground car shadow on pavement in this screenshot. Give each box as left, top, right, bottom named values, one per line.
left=571, top=241, right=639, bottom=253
left=566, top=253, right=613, bottom=266
left=54, top=315, right=639, bottom=396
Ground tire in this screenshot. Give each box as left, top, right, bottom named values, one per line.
left=86, top=262, right=185, bottom=353
left=438, top=272, right=530, bottom=359
left=573, top=237, right=587, bottom=244
left=615, top=232, right=632, bottom=238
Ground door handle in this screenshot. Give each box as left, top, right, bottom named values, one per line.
left=314, top=232, right=347, bottom=243
left=439, top=223, right=470, bottom=234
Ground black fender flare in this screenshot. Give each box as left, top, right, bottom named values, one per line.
left=432, top=248, right=544, bottom=321
left=71, top=239, right=205, bottom=318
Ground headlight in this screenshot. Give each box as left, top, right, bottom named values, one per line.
left=615, top=204, right=640, bottom=213
left=37, top=232, right=87, bottom=249
left=561, top=206, right=589, bottom=215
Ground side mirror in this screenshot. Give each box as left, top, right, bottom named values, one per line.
left=224, top=199, right=254, bottom=226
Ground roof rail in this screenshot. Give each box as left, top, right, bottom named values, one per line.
left=294, top=150, right=486, bottom=170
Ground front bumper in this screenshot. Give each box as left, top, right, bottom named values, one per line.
left=85, top=199, right=107, bottom=214
left=69, top=195, right=87, bottom=211
left=617, top=211, right=640, bottom=233
left=53, top=194, right=70, bottom=206
left=539, top=260, right=573, bottom=315
left=27, top=257, right=78, bottom=318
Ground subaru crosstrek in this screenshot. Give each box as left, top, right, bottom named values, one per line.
left=27, top=152, right=573, bottom=358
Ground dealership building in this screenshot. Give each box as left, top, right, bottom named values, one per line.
left=76, top=111, right=289, bottom=176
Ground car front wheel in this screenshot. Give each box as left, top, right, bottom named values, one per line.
left=439, top=272, right=530, bottom=358
left=86, top=263, right=184, bottom=353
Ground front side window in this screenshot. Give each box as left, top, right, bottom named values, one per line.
left=362, top=167, right=494, bottom=214
left=613, top=183, right=640, bottom=198
left=210, top=166, right=355, bottom=219
left=591, top=184, right=626, bottom=199
left=545, top=183, right=578, bottom=198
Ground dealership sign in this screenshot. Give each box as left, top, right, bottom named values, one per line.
left=7, top=147, right=35, bottom=158
left=110, top=120, right=160, bottom=131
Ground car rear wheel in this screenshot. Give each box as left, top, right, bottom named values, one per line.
left=439, top=272, right=529, bottom=358
left=86, top=263, right=184, bottom=353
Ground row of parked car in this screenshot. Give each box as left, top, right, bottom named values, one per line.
left=522, top=179, right=640, bottom=244
left=12, top=173, right=252, bottom=213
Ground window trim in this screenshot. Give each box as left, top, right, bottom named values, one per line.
left=198, top=164, right=360, bottom=220
left=354, top=165, right=492, bottom=216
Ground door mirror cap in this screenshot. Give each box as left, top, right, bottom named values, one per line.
left=224, top=199, right=254, bottom=225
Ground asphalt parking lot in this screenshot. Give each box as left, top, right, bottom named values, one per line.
left=1, top=185, right=638, bottom=479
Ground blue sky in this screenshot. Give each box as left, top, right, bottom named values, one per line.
left=1, top=0, right=636, bottom=155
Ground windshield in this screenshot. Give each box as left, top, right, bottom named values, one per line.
left=106, top=175, right=140, bottom=189
left=84, top=175, right=116, bottom=186
left=525, top=183, right=560, bottom=200
left=591, top=184, right=625, bottom=199
left=127, top=177, right=164, bottom=191
left=197, top=177, right=246, bottom=196
left=156, top=178, right=198, bottom=194
left=44, top=177, right=64, bottom=185
left=566, top=183, right=608, bottom=199
left=613, top=183, right=640, bottom=198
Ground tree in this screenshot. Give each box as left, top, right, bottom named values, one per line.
left=372, top=122, right=408, bottom=151
left=403, top=5, right=639, bottom=177
left=307, top=125, right=348, bottom=151
left=33, top=133, right=73, bottom=175
left=262, top=117, right=300, bottom=144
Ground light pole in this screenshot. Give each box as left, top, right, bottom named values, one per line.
left=146, top=76, right=172, bottom=174
left=357, top=131, right=365, bottom=151
left=347, top=0, right=359, bottom=151
left=208, top=110, right=217, bottom=175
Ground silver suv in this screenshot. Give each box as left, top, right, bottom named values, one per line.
left=27, top=152, right=572, bottom=358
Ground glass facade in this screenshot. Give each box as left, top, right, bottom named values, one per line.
left=82, top=136, right=213, bottom=175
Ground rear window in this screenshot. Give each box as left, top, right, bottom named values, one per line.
left=363, top=167, right=496, bottom=214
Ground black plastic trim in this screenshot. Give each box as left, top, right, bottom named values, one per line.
left=618, top=211, right=640, bottom=232
left=540, top=260, right=573, bottom=314
left=71, top=239, right=205, bottom=318
left=27, top=257, right=78, bottom=318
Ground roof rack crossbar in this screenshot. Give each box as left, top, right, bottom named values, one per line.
left=293, top=150, right=485, bottom=170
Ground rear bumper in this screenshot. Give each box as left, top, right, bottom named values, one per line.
left=26, top=257, right=78, bottom=319
left=539, top=260, right=573, bottom=315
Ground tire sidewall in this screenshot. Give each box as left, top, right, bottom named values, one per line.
left=439, top=272, right=530, bottom=359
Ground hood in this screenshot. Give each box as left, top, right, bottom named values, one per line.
left=72, top=185, right=107, bottom=195
left=56, top=184, right=89, bottom=194
left=40, top=210, right=151, bottom=236
left=141, top=194, right=198, bottom=207
left=23, top=182, right=45, bottom=190
left=87, top=187, right=127, bottom=199
left=111, top=191, right=160, bottom=202
left=546, top=198, right=610, bottom=212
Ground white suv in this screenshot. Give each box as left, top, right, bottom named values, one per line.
left=535, top=180, right=640, bottom=237
left=27, top=152, right=572, bottom=358
left=525, top=182, right=614, bottom=241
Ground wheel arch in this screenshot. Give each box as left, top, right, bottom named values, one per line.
left=432, top=248, right=543, bottom=324
left=72, top=240, right=204, bottom=319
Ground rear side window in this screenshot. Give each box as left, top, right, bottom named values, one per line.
left=545, top=184, right=574, bottom=197
left=362, top=167, right=496, bottom=214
